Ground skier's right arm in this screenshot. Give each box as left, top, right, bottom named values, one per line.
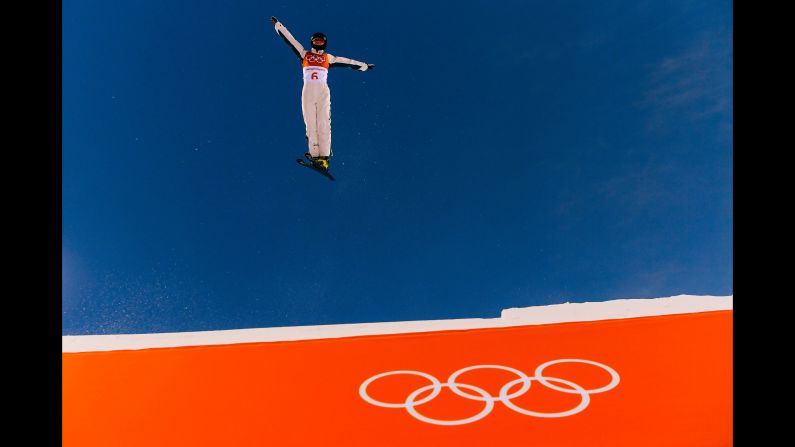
left=270, top=17, right=306, bottom=61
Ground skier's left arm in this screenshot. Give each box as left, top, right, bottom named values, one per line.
left=328, top=54, right=375, bottom=71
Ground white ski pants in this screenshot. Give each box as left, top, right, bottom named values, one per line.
left=301, top=83, right=331, bottom=158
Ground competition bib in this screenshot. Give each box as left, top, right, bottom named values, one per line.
left=302, top=52, right=329, bottom=83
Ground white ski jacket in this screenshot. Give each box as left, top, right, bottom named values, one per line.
left=273, top=20, right=370, bottom=84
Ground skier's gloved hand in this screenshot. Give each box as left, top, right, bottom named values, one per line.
left=367, top=64, right=375, bottom=70
left=270, top=16, right=279, bottom=25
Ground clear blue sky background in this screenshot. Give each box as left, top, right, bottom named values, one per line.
left=62, top=0, right=732, bottom=335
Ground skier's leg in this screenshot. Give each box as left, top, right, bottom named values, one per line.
left=317, top=87, right=332, bottom=159
left=301, top=85, right=320, bottom=158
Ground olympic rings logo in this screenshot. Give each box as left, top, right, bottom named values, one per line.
left=359, top=359, right=620, bottom=426
left=305, top=54, right=325, bottom=64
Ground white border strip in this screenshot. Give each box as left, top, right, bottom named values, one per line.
left=62, top=294, right=732, bottom=353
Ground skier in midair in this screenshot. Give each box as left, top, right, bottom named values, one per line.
left=270, top=16, right=374, bottom=173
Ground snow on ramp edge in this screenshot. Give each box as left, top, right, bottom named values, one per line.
left=62, top=294, right=732, bottom=352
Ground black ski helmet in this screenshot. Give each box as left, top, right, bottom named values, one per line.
left=310, top=32, right=327, bottom=51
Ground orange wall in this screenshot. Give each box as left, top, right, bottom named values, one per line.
left=63, top=310, right=732, bottom=446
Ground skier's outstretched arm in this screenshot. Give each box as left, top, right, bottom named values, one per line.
left=329, top=54, right=375, bottom=71
left=270, top=16, right=306, bottom=61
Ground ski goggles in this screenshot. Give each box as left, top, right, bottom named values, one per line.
left=311, top=37, right=326, bottom=45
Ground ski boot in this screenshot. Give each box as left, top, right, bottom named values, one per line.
left=304, top=153, right=329, bottom=171
left=312, top=156, right=329, bottom=171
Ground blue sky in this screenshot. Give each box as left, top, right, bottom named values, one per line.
left=62, top=0, right=732, bottom=335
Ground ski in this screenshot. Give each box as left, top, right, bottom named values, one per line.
left=296, top=158, right=336, bottom=181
